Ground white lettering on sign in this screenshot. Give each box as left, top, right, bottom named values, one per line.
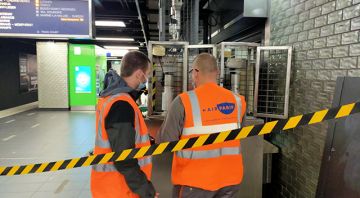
left=14, top=23, right=33, bottom=27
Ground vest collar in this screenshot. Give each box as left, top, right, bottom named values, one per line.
left=196, top=82, right=218, bottom=90
left=99, top=72, right=143, bottom=101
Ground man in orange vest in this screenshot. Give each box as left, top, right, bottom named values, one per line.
left=157, top=53, right=246, bottom=198
left=91, top=51, right=156, bottom=198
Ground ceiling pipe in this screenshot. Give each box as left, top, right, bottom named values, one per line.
left=119, top=0, right=125, bottom=8
left=135, top=0, right=148, bottom=46
left=93, top=0, right=104, bottom=9
left=124, top=0, right=130, bottom=9
left=159, top=0, right=166, bottom=41
left=190, top=0, right=199, bottom=44
left=169, top=0, right=183, bottom=41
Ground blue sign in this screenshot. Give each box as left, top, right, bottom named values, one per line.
left=75, top=66, right=91, bottom=93
left=0, top=0, right=91, bottom=38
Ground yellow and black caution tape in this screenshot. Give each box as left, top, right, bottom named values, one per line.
left=1, top=102, right=359, bottom=176
left=151, top=63, right=157, bottom=111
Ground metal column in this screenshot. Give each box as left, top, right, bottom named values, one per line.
left=159, top=0, right=166, bottom=41
left=190, top=0, right=199, bottom=44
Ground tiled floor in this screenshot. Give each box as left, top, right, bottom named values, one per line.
left=0, top=110, right=172, bottom=198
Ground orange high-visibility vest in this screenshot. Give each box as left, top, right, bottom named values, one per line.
left=173, top=83, right=246, bottom=191
left=91, top=93, right=152, bottom=198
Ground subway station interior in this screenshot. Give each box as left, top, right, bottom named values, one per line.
left=0, top=0, right=360, bottom=197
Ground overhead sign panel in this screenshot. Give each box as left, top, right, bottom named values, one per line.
left=0, top=0, right=92, bottom=38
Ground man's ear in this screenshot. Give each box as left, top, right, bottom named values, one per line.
left=134, top=69, right=142, bottom=78
left=194, top=70, right=200, bottom=78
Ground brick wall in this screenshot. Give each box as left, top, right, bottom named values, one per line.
left=269, top=0, right=360, bottom=197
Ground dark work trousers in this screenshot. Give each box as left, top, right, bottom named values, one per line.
left=173, top=185, right=241, bottom=198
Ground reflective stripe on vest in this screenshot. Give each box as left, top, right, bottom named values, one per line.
left=176, top=147, right=241, bottom=159
left=234, top=93, right=242, bottom=129
left=94, top=93, right=152, bottom=172
left=134, top=110, right=150, bottom=144
left=96, top=93, right=127, bottom=148
left=188, top=91, right=202, bottom=127
left=95, top=93, right=151, bottom=148
left=137, top=156, right=152, bottom=167
left=92, top=156, right=152, bottom=172
left=181, top=123, right=239, bottom=135
left=178, top=90, right=243, bottom=159
left=92, top=163, right=117, bottom=172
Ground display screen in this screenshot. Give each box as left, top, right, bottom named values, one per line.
left=0, top=0, right=91, bottom=38
left=75, top=66, right=91, bottom=93
left=19, top=54, right=37, bottom=93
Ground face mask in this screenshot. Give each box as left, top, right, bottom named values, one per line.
left=137, top=72, right=149, bottom=90
left=192, top=81, right=196, bottom=89
left=138, top=82, right=147, bottom=90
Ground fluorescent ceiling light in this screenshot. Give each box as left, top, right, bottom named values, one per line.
left=104, top=46, right=139, bottom=50
left=96, top=37, right=134, bottom=41
left=95, top=20, right=126, bottom=27
left=107, top=58, right=122, bottom=60
left=107, top=49, right=129, bottom=57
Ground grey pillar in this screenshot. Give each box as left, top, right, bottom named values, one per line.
left=159, top=0, right=166, bottom=41
left=190, top=0, right=199, bottom=44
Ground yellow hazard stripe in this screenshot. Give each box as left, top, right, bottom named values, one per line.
left=0, top=167, right=5, bottom=175
left=193, top=134, right=210, bottom=147
left=213, top=130, right=231, bottom=144
left=259, top=121, right=278, bottom=135
left=99, top=152, right=114, bottom=164
left=153, top=142, right=169, bottom=155
left=21, top=164, right=35, bottom=175
left=236, top=126, right=254, bottom=139
left=172, top=139, right=189, bottom=152
left=151, top=63, right=157, bottom=111
left=66, top=158, right=80, bottom=169
left=152, top=77, right=157, bottom=83
left=336, top=103, right=355, bottom=118
left=35, top=163, right=49, bottom=173
left=7, top=166, right=20, bottom=176
left=50, top=160, right=64, bottom=172
left=283, top=115, right=303, bottom=130
left=116, top=149, right=132, bottom=161
left=83, top=155, right=96, bottom=166
left=0, top=102, right=359, bottom=176
left=309, top=109, right=328, bottom=124
left=134, top=146, right=151, bottom=158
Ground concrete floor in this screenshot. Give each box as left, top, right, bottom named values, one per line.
left=0, top=110, right=173, bottom=198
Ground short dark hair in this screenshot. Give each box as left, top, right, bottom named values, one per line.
left=120, top=51, right=150, bottom=77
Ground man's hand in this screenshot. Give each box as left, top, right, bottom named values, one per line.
left=154, top=192, right=160, bottom=198
left=87, top=150, right=94, bottom=156
left=150, top=136, right=155, bottom=145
